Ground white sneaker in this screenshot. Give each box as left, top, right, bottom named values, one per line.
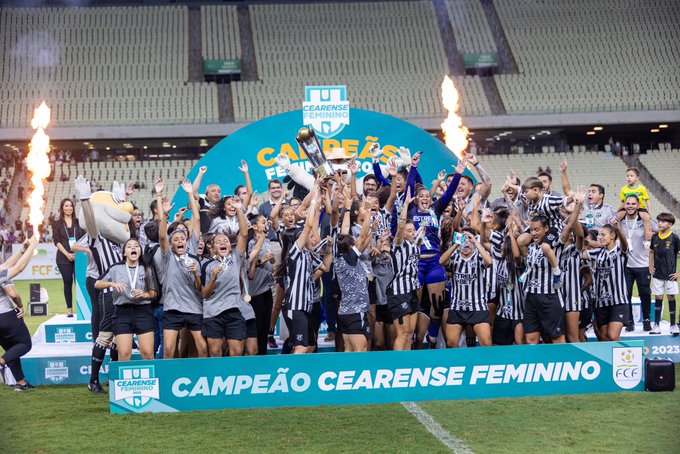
left=670, top=324, right=680, bottom=335
left=650, top=324, right=661, bottom=335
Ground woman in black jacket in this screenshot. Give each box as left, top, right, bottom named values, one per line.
left=51, top=198, right=85, bottom=317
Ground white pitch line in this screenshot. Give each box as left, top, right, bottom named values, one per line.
left=401, top=401, right=474, bottom=454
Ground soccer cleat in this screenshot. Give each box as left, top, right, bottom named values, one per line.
left=14, top=381, right=35, bottom=391
left=643, top=319, right=652, bottom=331
left=625, top=321, right=635, bottom=332
left=267, top=335, right=277, bottom=349
left=551, top=273, right=563, bottom=290
left=88, top=381, right=106, bottom=394
left=650, top=324, right=661, bottom=335
left=670, top=324, right=680, bottom=335
left=323, top=331, right=335, bottom=342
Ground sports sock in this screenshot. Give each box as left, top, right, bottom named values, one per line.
left=654, top=299, right=663, bottom=325
left=466, top=336, right=477, bottom=347
left=268, top=327, right=275, bottom=336
left=427, top=320, right=439, bottom=339
left=90, top=344, right=107, bottom=384
left=110, top=343, right=118, bottom=362
left=669, top=298, right=676, bottom=325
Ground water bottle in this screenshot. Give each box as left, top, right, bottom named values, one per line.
left=586, top=212, right=594, bottom=228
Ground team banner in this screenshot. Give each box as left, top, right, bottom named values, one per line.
left=10, top=243, right=61, bottom=280
left=108, top=341, right=644, bottom=414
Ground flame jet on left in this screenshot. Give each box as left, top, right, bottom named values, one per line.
left=26, top=102, right=52, bottom=230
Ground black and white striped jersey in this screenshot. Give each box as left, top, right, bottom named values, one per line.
left=587, top=245, right=629, bottom=308
left=560, top=243, right=583, bottom=312
left=495, top=260, right=525, bottom=321
left=387, top=240, right=420, bottom=296
left=524, top=241, right=563, bottom=299
left=448, top=249, right=490, bottom=311
left=284, top=242, right=315, bottom=312
left=487, top=230, right=505, bottom=300
left=527, top=194, right=564, bottom=230
left=90, top=234, right=123, bottom=294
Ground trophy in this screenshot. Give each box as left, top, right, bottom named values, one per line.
left=296, top=127, right=334, bottom=179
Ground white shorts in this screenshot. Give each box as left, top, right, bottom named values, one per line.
left=651, top=278, right=678, bottom=296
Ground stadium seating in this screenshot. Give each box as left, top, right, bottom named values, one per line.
left=445, top=0, right=496, bottom=54
left=0, top=6, right=219, bottom=127
left=232, top=1, right=492, bottom=121
left=493, top=0, right=680, bottom=114
left=25, top=159, right=197, bottom=222
left=639, top=147, right=680, bottom=204
left=479, top=151, right=672, bottom=214
left=201, top=5, right=241, bottom=61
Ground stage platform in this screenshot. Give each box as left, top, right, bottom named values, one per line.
left=3, top=315, right=678, bottom=387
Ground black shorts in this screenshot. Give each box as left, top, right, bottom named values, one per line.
left=579, top=306, right=593, bottom=329
left=246, top=318, right=257, bottom=338
left=337, top=312, right=372, bottom=337
left=99, top=291, right=115, bottom=332
left=283, top=309, right=314, bottom=347
left=387, top=292, right=416, bottom=323
left=375, top=304, right=392, bottom=324
left=446, top=309, right=490, bottom=327
left=368, top=279, right=378, bottom=305
left=595, top=304, right=628, bottom=328
left=202, top=308, right=246, bottom=340
left=309, top=302, right=321, bottom=335
left=524, top=293, right=565, bottom=339
left=492, top=316, right=521, bottom=345
left=112, top=304, right=154, bottom=336
left=163, top=309, right=203, bottom=332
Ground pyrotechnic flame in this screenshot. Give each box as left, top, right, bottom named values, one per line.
left=26, top=102, right=52, bottom=229
left=441, top=76, right=469, bottom=160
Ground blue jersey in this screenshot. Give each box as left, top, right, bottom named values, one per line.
left=407, top=173, right=461, bottom=255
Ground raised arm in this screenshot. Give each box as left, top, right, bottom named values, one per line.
left=371, top=144, right=390, bottom=187
left=467, top=231, right=492, bottom=267
left=239, top=160, right=254, bottom=208
left=394, top=188, right=411, bottom=246
left=1, top=234, right=39, bottom=280
left=559, top=160, right=574, bottom=198
left=192, top=166, right=207, bottom=201
left=230, top=197, right=250, bottom=255
left=466, top=153, right=491, bottom=200
left=180, top=178, right=201, bottom=241
left=155, top=178, right=169, bottom=254
left=430, top=169, right=446, bottom=198
left=356, top=204, right=373, bottom=253
left=340, top=193, right=353, bottom=235
left=560, top=186, right=584, bottom=244
left=247, top=232, right=266, bottom=280
left=296, top=184, right=320, bottom=250
left=269, top=195, right=286, bottom=232
left=348, top=159, right=359, bottom=199
left=74, top=175, right=99, bottom=238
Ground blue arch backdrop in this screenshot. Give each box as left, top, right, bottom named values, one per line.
left=171, top=108, right=473, bottom=211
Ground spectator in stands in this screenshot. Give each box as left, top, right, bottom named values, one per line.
left=52, top=198, right=86, bottom=317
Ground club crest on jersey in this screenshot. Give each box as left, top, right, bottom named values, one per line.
left=302, top=86, right=349, bottom=139
left=113, top=366, right=159, bottom=409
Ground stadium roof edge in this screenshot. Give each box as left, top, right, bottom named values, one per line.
left=0, top=110, right=678, bottom=142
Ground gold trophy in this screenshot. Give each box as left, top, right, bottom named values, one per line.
left=296, top=127, right=334, bottom=179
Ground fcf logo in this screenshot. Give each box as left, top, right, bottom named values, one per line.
left=302, top=85, right=350, bottom=139
left=612, top=347, right=642, bottom=389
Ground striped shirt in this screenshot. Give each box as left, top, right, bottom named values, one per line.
left=448, top=249, right=490, bottom=311
left=527, top=194, right=564, bottom=230
left=284, top=243, right=315, bottom=312
left=495, top=260, right=525, bottom=321
left=524, top=241, right=563, bottom=298
left=89, top=234, right=123, bottom=293
left=587, top=245, right=629, bottom=308
left=387, top=240, right=420, bottom=296
left=560, top=243, right=583, bottom=312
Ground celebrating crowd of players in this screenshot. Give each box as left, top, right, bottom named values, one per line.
left=3, top=145, right=677, bottom=393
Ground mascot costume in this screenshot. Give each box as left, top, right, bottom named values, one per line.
left=74, top=175, right=133, bottom=394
